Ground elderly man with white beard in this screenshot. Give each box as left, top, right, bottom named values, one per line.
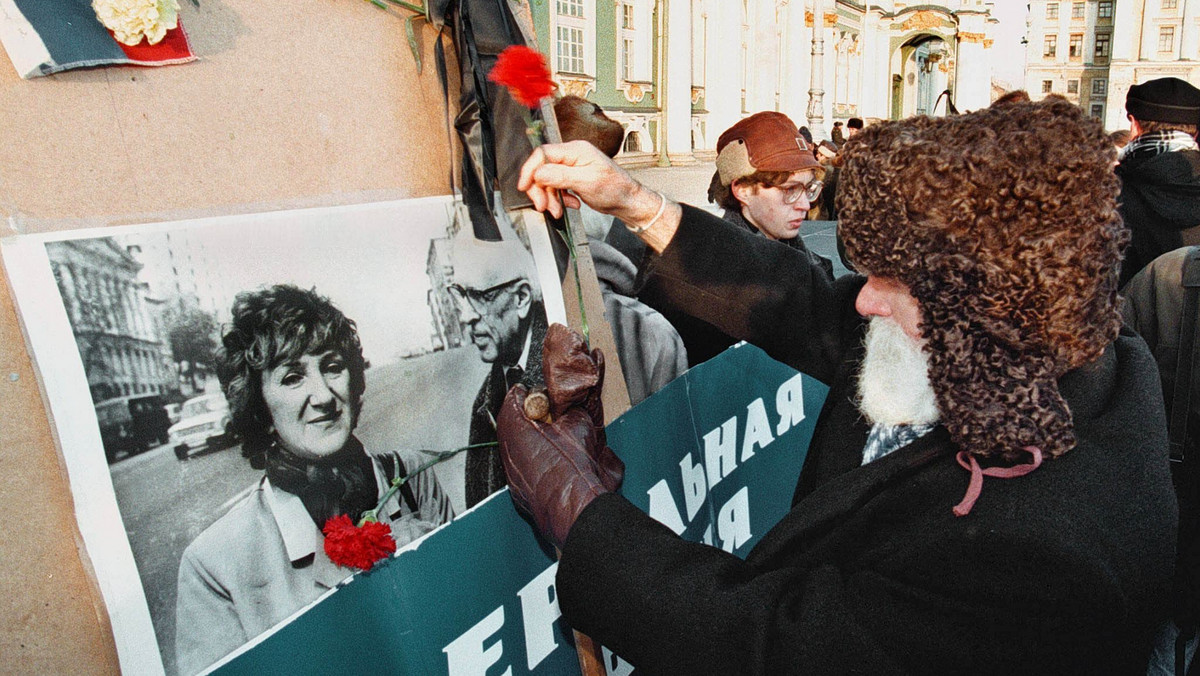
left=496, top=98, right=1178, bottom=674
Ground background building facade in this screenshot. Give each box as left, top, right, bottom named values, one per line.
left=1025, top=0, right=1200, bottom=130
left=529, top=0, right=1001, bottom=166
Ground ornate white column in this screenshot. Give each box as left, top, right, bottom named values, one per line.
left=806, top=0, right=829, bottom=139
left=953, top=7, right=992, bottom=112
left=664, top=0, right=696, bottom=165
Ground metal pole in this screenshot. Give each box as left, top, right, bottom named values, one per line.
left=806, top=0, right=828, bottom=139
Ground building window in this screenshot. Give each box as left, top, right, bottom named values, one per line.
left=1043, top=34, right=1057, bottom=57
left=1042, top=80, right=1053, bottom=93
left=1069, top=33, right=1083, bottom=57
left=1072, top=2, right=1084, bottom=19
left=1067, top=79, right=1079, bottom=94
left=557, top=0, right=584, bottom=18
left=557, top=25, right=585, bottom=73
left=1095, top=33, right=1111, bottom=57
left=1159, top=26, right=1175, bottom=52
left=1091, top=103, right=1104, bottom=118
left=552, top=0, right=593, bottom=77
left=617, top=0, right=650, bottom=82
left=1163, top=0, right=1178, bottom=9
left=1098, top=0, right=1113, bottom=17
left=1092, top=78, right=1107, bottom=96
left=622, top=38, right=634, bottom=80
left=1046, top=3, right=1059, bottom=19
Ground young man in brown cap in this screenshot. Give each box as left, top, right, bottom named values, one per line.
left=649, top=111, right=834, bottom=366
left=503, top=98, right=1176, bottom=673
left=707, top=111, right=830, bottom=262
left=1116, top=76, right=1200, bottom=288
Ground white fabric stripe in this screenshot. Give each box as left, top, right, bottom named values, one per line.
left=0, top=0, right=52, bottom=79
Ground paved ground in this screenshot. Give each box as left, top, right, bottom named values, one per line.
left=629, top=161, right=719, bottom=210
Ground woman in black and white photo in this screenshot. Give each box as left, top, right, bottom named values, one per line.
left=173, top=284, right=454, bottom=676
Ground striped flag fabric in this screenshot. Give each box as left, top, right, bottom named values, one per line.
left=0, top=0, right=195, bottom=79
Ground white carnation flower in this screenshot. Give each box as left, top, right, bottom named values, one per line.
left=92, top=0, right=180, bottom=46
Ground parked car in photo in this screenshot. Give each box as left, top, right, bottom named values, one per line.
left=169, top=393, right=235, bottom=460
left=96, top=394, right=173, bottom=463
left=165, top=402, right=182, bottom=425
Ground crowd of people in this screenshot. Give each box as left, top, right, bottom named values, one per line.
left=493, top=76, right=1200, bottom=675
left=170, top=74, right=1200, bottom=675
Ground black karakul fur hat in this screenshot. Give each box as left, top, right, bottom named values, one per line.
left=835, top=98, right=1128, bottom=462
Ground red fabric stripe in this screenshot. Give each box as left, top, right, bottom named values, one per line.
left=112, top=21, right=195, bottom=64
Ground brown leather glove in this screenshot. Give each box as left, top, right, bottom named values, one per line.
left=497, top=324, right=623, bottom=549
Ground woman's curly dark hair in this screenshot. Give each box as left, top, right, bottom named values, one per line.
left=216, top=285, right=368, bottom=465
left=837, top=98, right=1127, bottom=461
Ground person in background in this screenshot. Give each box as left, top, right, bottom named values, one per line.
left=552, top=94, right=688, bottom=404
left=831, top=120, right=845, bottom=146
left=813, top=140, right=839, bottom=222
left=1110, top=128, right=1131, bottom=152
left=992, top=89, right=1031, bottom=106
left=846, top=116, right=864, bottom=138
left=175, top=285, right=453, bottom=675
left=503, top=97, right=1176, bottom=674
left=1115, top=77, right=1200, bottom=288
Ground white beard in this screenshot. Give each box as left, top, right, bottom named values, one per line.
left=857, top=316, right=941, bottom=427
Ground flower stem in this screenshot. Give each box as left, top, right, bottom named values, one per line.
left=521, top=106, right=590, bottom=348
left=358, top=442, right=496, bottom=526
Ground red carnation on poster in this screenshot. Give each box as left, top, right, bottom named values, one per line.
left=488, top=45, right=556, bottom=108
left=322, top=514, right=397, bottom=571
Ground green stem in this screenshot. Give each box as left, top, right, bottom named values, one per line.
left=358, top=441, right=496, bottom=526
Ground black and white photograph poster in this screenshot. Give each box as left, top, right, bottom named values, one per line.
left=1, top=196, right=565, bottom=676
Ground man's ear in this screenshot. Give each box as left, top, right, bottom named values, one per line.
left=512, top=281, right=534, bottom=319
left=1129, top=115, right=1143, bottom=138
left=731, top=180, right=754, bottom=208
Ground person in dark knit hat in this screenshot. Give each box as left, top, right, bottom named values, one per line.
left=504, top=97, right=1177, bottom=674
left=1116, top=76, right=1200, bottom=288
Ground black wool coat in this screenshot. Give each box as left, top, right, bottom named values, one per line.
left=1116, top=148, right=1200, bottom=288
left=557, top=205, right=1178, bottom=675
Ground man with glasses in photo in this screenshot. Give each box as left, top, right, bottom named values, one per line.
left=447, top=237, right=547, bottom=508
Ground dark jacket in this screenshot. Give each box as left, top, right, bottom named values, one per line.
left=638, top=209, right=833, bottom=368
left=466, top=301, right=547, bottom=507
left=1122, top=246, right=1200, bottom=626
left=1116, top=148, right=1200, bottom=288
left=557, top=205, right=1177, bottom=675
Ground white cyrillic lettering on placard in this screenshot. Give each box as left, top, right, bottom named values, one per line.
left=703, top=416, right=738, bottom=489
left=741, top=397, right=774, bottom=461
left=679, top=452, right=708, bottom=521
left=444, top=606, right=512, bottom=676
left=646, top=479, right=687, bottom=534
left=517, top=563, right=560, bottom=670
left=774, top=373, right=806, bottom=436
left=602, top=646, right=636, bottom=676
left=716, top=487, right=752, bottom=553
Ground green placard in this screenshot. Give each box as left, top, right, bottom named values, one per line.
left=214, top=343, right=827, bottom=675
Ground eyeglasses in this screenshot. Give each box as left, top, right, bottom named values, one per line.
left=781, top=180, right=824, bottom=205
left=447, top=280, right=520, bottom=313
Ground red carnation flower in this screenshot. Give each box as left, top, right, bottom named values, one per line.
left=488, top=45, right=556, bottom=108
left=322, top=514, right=397, bottom=571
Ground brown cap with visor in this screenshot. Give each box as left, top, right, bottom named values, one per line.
left=715, top=112, right=821, bottom=186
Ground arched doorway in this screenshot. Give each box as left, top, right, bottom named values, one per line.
left=892, top=35, right=952, bottom=118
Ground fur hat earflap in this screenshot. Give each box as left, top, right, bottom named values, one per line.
left=836, top=98, right=1127, bottom=461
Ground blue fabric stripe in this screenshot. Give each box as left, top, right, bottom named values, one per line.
left=12, top=0, right=125, bottom=74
